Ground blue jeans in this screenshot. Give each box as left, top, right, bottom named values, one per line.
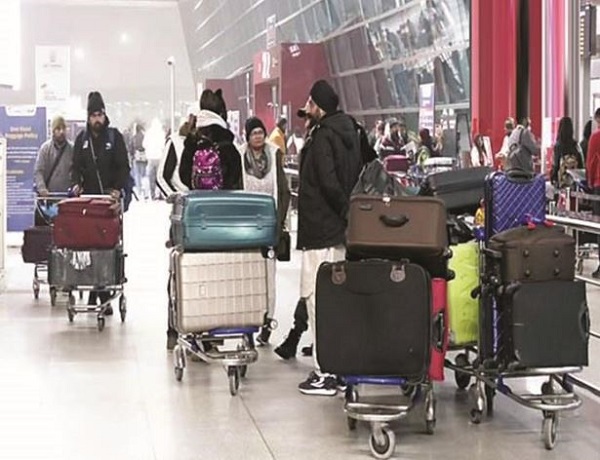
left=134, top=161, right=148, bottom=198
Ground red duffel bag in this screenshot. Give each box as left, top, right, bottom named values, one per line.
left=53, top=198, right=120, bottom=249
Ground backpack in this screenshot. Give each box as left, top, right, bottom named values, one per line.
left=191, top=138, right=223, bottom=190
left=505, top=128, right=534, bottom=175
left=558, top=150, right=580, bottom=188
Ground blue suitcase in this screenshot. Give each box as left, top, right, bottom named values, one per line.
left=170, top=191, right=277, bottom=251
left=484, top=172, right=546, bottom=239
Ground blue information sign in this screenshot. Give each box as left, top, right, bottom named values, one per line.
left=0, top=106, right=47, bottom=231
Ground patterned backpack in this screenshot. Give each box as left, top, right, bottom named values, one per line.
left=191, top=138, right=223, bottom=190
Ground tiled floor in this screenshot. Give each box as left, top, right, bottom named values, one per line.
left=0, top=201, right=599, bottom=460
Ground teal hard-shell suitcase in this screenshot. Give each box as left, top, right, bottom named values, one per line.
left=170, top=191, right=277, bottom=251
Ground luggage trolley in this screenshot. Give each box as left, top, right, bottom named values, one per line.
left=343, top=377, right=436, bottom=459
left=168, top=248, right=271, bottom=396
left=470, top=230, right=582, bottom=449
left=27, top=193, right=69, bottom=304
left=49, top=194, right=127, bottom=331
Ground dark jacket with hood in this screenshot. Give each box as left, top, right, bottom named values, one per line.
left=297, top=110, right=363, bottom=250
left=71, top=117, right=130, bottom=194
left=179, top=110, right=242, bottom=190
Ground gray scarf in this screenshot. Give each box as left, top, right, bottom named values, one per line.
left=245, top=148, right=272, bottom=179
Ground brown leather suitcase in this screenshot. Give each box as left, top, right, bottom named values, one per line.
left=488, top=224, right=575, bottom=283
left=346, top=195, right=449, bottom=276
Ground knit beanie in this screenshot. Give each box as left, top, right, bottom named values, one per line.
left=309, top=80, right=339, bottom=114
left=87, top=91, right=105, bottom=116
left=245, top=117, right=267, bottom=142
left=51, top=115, right=66, bottom=132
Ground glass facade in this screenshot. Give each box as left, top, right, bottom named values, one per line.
left=179, top=0, right=470, bottom=130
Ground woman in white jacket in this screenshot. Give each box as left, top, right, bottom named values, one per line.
left=156, top=118, right=192, bottom=198
left=239, top=116, right=291, bottom=345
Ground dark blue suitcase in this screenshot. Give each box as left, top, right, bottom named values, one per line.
left=170, top=191, right=277, bottom=251
left=484, top=172, right=546, bottom=239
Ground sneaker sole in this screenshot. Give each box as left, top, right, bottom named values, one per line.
left=298, top=388, right=337, bottom=396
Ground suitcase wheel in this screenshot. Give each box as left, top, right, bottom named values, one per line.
left=33, top=279, right=40, bottom=300
left=173, top=344, right=186, bottom=382
left=454, top=354, right=471, bottom=390
left=97, top=317, right=105, bottom=332
left=119, top=295, right=127, bottom=323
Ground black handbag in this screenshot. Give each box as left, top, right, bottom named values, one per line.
left=276, top=230, right=291, bottom=262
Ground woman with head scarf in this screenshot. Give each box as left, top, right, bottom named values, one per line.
left=239, top=116, right=291, bottom=345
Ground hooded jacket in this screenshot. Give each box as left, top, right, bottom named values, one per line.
left=504, top=125, right=540, bottom=175
left=179, top=110, right=242, bottom=190
left=71, top=117, right=130, bottom=194
left=297, top=110, right=363, bottom=250
left=157, top=134, right=188, bottom=197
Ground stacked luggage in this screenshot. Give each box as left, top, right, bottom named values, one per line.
left=467, top=171, right=588, bottom=450
left=49, top=196, right=127, bottom=331
left=168, top=191, right=277, bottom=396
left=316, top=193, right=451, bottom=458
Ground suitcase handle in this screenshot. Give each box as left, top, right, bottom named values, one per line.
left=379, top=214, right=409, bottom=228
left=433, top=311, right=446, bottom=351
left=580, top=304, right=591, bottom=340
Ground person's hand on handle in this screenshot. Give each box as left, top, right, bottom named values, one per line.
left=71, top=184, right=82, bottom=196
left=109, top=189, right=121, bottom=201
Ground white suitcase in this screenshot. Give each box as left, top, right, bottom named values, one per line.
left=171, top=249, right=268, bottom=333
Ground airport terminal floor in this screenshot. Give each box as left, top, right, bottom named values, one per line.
left=1, top=201, right=600, bottom=460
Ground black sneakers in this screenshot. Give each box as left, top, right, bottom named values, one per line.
left=298, top=371, right=338, bottom=396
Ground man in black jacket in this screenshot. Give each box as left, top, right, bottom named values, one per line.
left=71, top=91, right=130, bottom=314
left=297, top=80, right=363, bottom=396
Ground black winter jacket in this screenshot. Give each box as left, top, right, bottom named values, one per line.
left=297, top=111, right=363, bottom=250
left=179, top=125, right=242, bottom=190
left=71, top=120, right=130, bottom=194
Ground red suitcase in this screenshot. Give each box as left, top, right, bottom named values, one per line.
left=429, top=278, right=448, bottom=381
left=383, top=155, right=409, bottom=173
left=53, top=198, right=120, bottom=249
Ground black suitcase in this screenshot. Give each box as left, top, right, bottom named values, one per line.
left=22, top=226, right=53, bottom=263
left=419, top=167, right=491, bottom=214
left=501, top=280, right=589, bottom=369
left=316, top=260, right=431, bottom=377
left=488, top=225, right=575, bottom=283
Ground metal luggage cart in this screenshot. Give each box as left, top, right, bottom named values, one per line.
left=49, top=194, right=127, bottom=331
left=172, top=329, right=259, bottom=396
left=343, top=376, right=436, bottom=459
left=168, top=247, right=269, bottom=396
left=462, top=241, right=583, bottom=450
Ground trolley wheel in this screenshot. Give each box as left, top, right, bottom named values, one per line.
left=97, top=316, right=105, bottom=332
left=239, top=365, right=248, bottom=379
left=541, top=381, right=554, bottom=396
left=228, top=366, right=240, bottom=396
left=470, top=409, right=483, bottom=425
left=369, top=426, right=395, bottom=460
left=174, top=366, right=183, bottom=382
left=542, top=413, right=558, bottom=450
left=119, top=295, right=127, bottom=323
left=485, top=384, right=495, bottom=415
left=33, top=280, right=40, bottom=300
left=67, top=309, right=74, bottom=323
left=576, top=258, right=584, bottom=275
left=425, top=419, right=436, bottom=435
left=79, top=291, right=84, bottom=300
left=454, top=353, right=471, bottom=390
left=347, top=417, right=358, bottom=431
left=50, top=288, right=57, bottom=307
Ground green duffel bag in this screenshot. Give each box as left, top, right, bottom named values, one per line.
left=448, top=241, right=479, bottom=346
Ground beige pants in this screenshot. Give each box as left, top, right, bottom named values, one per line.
left=300, top=245, right=346, bottom=373
left=266, top=257, right=276, bottom=318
